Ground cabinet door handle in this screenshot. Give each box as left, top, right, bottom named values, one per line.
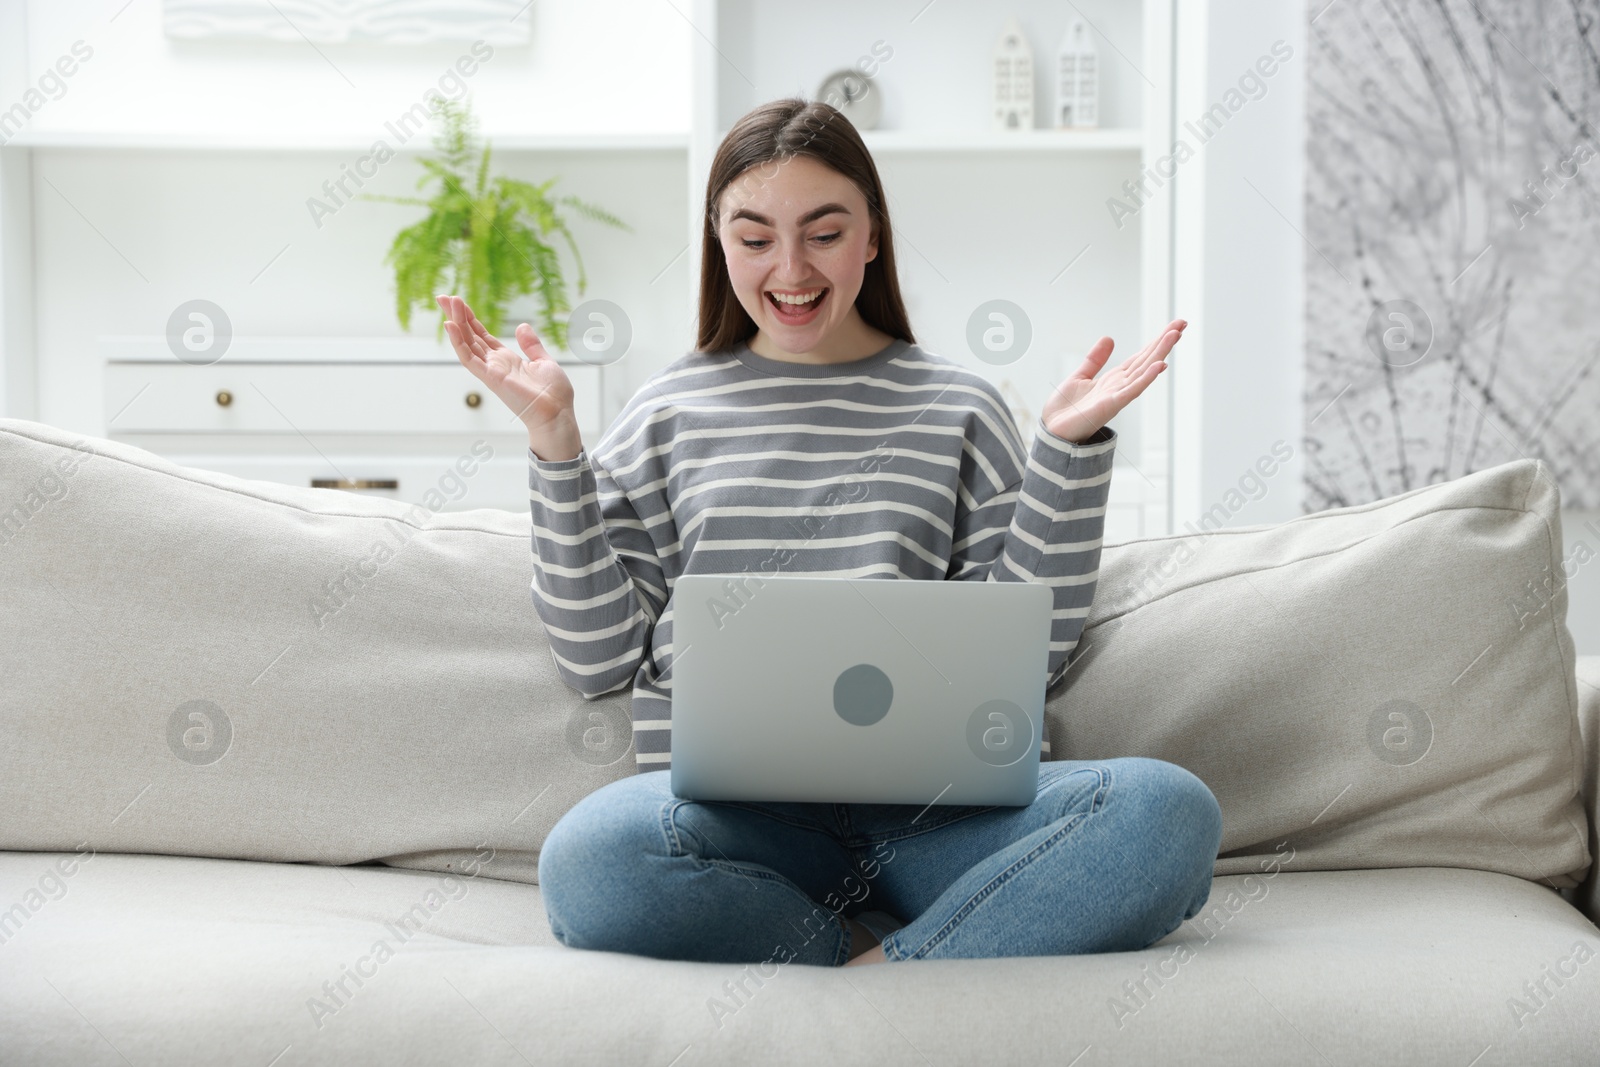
left=311, top=478, right=399, bottom=491
left=215, top=390, right=233, bottom=407
left=465, top=392, right=482, bottom=408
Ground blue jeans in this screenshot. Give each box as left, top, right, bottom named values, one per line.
left=537, top=757, right=1223, bottom=966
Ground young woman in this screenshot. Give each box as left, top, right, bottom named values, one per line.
left=437, top=98, right=1222, bottom=967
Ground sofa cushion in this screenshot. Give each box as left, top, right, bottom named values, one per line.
left=2, top=850, right=1596, bottom=1065
left=1052, top=456, right=1590, bottom=890
left=0, top=418, right=1589, bottom=890
left=0, top=418, right=635, bottom=883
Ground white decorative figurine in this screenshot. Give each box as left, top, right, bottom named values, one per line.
left=1055, top=17, right=1099, bottom=128
left=992, top=16, right=1034, bottom=131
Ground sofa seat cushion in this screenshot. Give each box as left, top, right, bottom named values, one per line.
left=3, top=852, right=1596, bottom=1066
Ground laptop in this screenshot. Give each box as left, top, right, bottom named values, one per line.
left=668, top=574, right=1053, bottom=807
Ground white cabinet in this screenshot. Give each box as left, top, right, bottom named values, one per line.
left=102, top=337, right=604, bottom=514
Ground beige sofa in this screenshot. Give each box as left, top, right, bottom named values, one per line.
left=1, top=416, right=1596, bottom=1065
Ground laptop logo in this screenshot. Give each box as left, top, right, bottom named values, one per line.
left=833, top=664, right=893, bottom=726
left=966, top=700, right=1033, bottom=767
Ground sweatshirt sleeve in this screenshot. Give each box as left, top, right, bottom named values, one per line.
left=947, top=418, right=1116, bottom=693
left=527, top=446, right=669, bottom=700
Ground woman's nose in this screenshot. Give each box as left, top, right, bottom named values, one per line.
left=778, top=241, right=812, bottom=279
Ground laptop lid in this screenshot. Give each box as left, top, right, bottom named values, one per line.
left=668, top=574, right=1052, bottom=807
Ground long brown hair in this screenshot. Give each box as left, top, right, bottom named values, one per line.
left=696, top=98, right=915, bottom=353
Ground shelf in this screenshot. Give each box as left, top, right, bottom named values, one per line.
left=3, top=127, right=1142, bottom=155
left=2, top=130, right=690, bottom=152
left=5, top=128, right=1141, bottom=154
left=867, top=128, right=1143, bottom=153
left=709, top=127, right=1144, bottom=154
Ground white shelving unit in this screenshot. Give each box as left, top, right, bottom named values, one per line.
left=691, top=0, right=1176, bottom=541
left=0, top=0, right=1175, bottom=533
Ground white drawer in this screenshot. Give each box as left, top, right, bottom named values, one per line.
left=105, top=360, right=603, bottom=440
left=150, top=445, right=536, bottom=514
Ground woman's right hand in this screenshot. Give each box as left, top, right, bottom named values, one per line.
left=436, top=295, right=584, bottom=462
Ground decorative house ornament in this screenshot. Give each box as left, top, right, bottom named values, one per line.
left=1055, top=17, right=1099, bottom=128
left=992, top=15, right=1034, bottom=131
left=816, top=68, right=882, bottom=131
left=162, top=0, right=533, bottom=44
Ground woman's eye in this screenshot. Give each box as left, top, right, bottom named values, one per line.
left=740, top=233, right=841, bottom=249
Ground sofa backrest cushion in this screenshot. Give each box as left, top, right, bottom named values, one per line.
left=1048, top=452, right=1590, bottom=891
left=0, top=419, right=634, bottom=885
left=0, top=418, right=1590, bottom=891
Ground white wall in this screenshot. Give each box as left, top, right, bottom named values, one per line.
left=0, top=0, right=34, bottom=422
left=1173, top=0, right=1305, bottom=532
left=14, top=0, right=690, bottom=139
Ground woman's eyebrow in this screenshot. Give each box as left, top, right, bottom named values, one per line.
left=728, top=202, right=851, bottom=227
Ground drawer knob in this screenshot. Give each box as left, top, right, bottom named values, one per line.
left=215, top=390, right=233, bottom=407
left=465, top=391, right=482, bottom=408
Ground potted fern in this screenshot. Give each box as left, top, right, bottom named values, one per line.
left=361, top=96, right=631, bottom=351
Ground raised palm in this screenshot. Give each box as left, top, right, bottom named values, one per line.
left=1041, top=319, right=1187, bottom=443
left=436, top=294, right=575, bottom=434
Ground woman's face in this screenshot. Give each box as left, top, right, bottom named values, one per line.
left=716, top=154, right=879, bottom=353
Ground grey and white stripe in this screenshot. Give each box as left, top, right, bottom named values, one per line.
left=527, top=337, right=1116, bottom=775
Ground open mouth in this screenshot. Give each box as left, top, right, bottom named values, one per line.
left=766, top=287, right=829, bottom=324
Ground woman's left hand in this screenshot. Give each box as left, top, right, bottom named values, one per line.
left=1040, top=319, right=1188, bottom=444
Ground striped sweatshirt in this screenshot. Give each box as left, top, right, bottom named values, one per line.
left=527, top=335, right=1117, bottom=774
